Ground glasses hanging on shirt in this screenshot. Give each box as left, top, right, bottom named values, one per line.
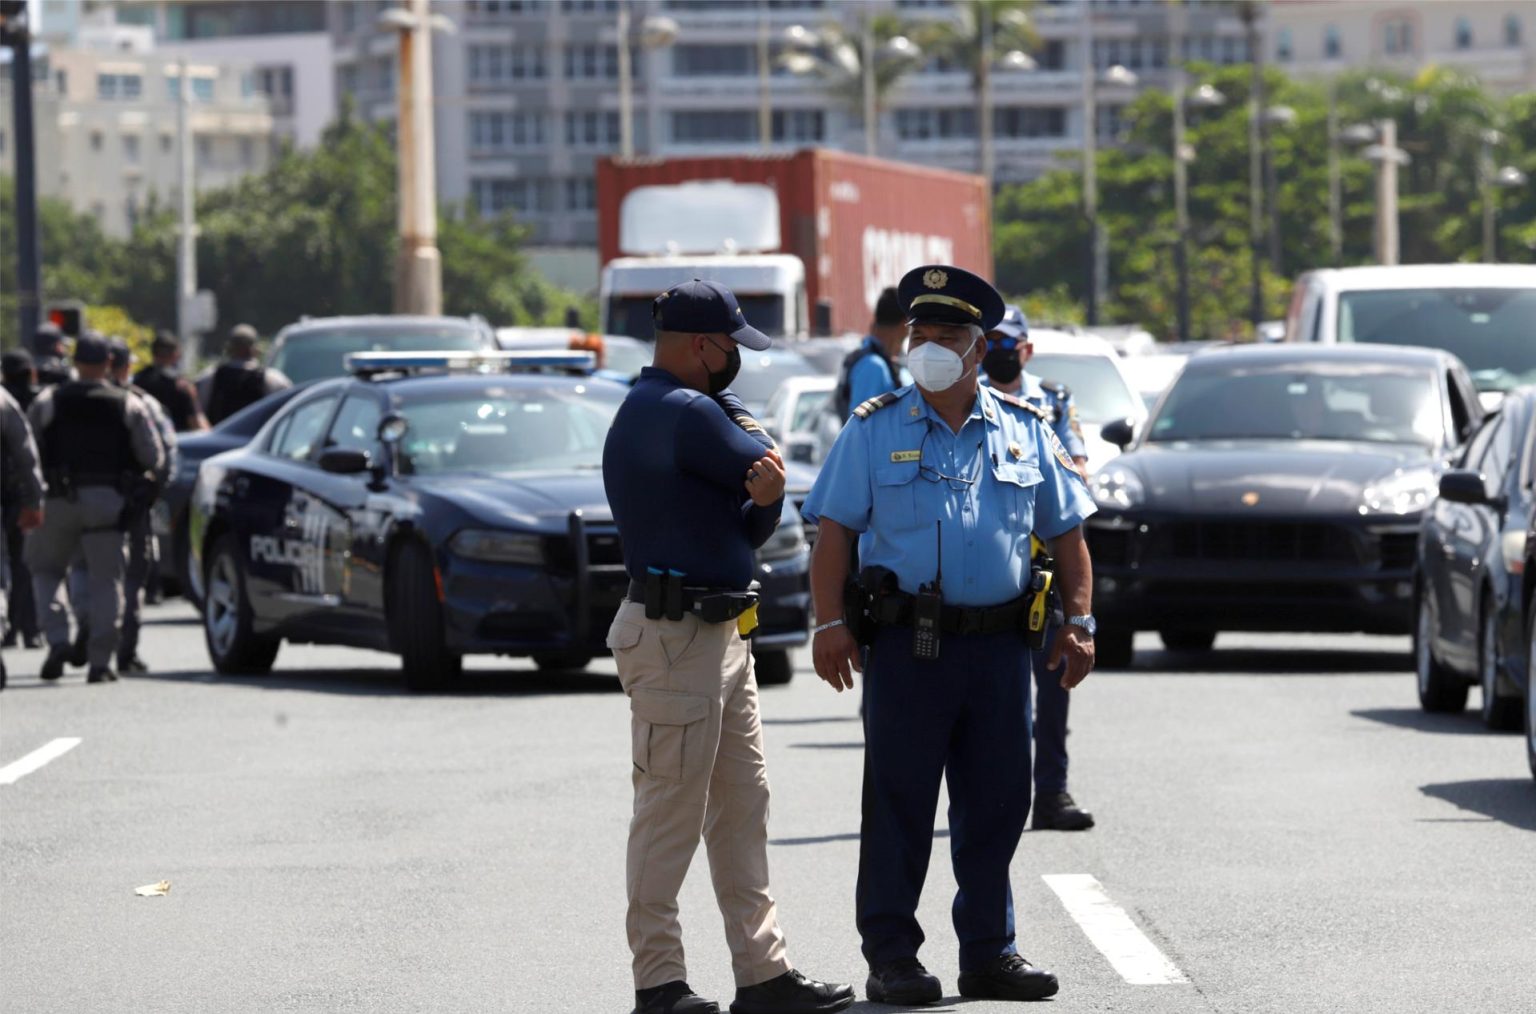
left=916, top=426, right=985, bottom=492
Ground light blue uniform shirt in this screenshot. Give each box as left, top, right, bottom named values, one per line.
left=846, top=337, right=914, bottom=411
left=1021, top=371, right=1087, bottom=460
left=802, top=383, right=1095, bottom=607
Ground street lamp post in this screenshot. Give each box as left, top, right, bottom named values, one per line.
left=1263, top=104, right=1296, bottom=274
left=1078, top=0, right=1137, bottom=327
left=1480, top=130, right=1528, bottom=262
left=616, top=6, right=678, bottom=160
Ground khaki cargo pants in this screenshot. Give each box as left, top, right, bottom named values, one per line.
left=607, top=599, right=791, bottom=991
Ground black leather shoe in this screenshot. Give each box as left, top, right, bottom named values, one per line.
left=40, top=646, right=68, bottom=680
left=866, top=958, right=942, bottom=1005
left=730, top=969, right=855, bottom=1014
left=87, top=666, right=119, bottom=684
left=633, top=980, right=720, bottom=1014
left=25, top=634, right=44, bottom=649
left=68, top=627, right=90, bottom=667
left=1032, top=791, right=1095, bottom=831
left=118, top=655, right=149, bottom=675
left=957, top=954, right=1058, bottom=1002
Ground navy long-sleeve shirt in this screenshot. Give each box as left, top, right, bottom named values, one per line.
left=603, top=367, right=782, bottom=590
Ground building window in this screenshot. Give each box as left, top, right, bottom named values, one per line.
left=90, top=130, right=103, bottom=152
left=240, top=137, right=255, bottom=166
left=565, top=110, right=622, bottom=147
left=671, top=110, right=756, bottom=144
left=123, top=134, right=141, bottom=162
left=564, top=176, right=597, bottom=211
left=1274, top=28, right=1292, bottom=62
left=196, top=135, right=212, bottom=165
left=1384, top=18, right=1413, bottom=55
left=1455, top=17, right=1473, bottom=50
left=673, top=44, right=755, bottom=77
left=471, top=177, right=553, bottom=216
left=560, top=0, right=620, bottom=12
left=97, top=72, right=143, bottom=100
left=0, top=130, right=6, bottom=154
left=167, top=74, right=216, bottom=102
left=564, top=44, right=625, bottom=80
left=1324, top=25, right=1342, bottom=60
left=894, top=107, right=977, bottom=141
left=1506, top=14, right=1522, bottom=47
left=55, top=69, right=68, bottom=94
left=468, top=44, right=548, bottom=85
left=772, top=109, right=824, bottom=143
left=160, top=133, right=173, bottom=154
left=469, top=111, right=549, bottom=153
left=998, top=105, right=1067, bottom=139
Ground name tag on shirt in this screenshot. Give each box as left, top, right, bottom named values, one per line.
left=890, top=450, right=921, bottom=463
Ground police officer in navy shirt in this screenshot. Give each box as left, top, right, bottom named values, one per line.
left=803, top=265, right=1096, bottom=1005
left=603, top=278, right=855, bottom=1014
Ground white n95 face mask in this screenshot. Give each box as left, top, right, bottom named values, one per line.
left=907, top=337, right=975, bottom=392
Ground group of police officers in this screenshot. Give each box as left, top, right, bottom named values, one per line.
left=604, top=264, right=1099, bottom=1013
left=0, top=322, right=291, bottom=689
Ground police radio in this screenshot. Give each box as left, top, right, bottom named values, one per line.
left=912, top=521, right=943, bottom=661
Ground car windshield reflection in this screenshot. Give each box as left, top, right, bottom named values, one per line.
left=395, top=386, right=624, bottom=475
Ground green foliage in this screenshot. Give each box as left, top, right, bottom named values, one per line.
left=0, top=112, right=592, bottom=351
left=994, top=63, right=1536, bottom=340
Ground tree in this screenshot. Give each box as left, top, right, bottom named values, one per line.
left=781, top=13, right=925, bottom=152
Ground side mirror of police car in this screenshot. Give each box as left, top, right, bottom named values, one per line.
left=1438, top=469, right=1499, bottom=508
left=1101, top=417, right=1135, bottom=449
left=319, top=447, right=372, bottom=476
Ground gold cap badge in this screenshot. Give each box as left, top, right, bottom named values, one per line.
left=923, top=268, right=948, bottom=290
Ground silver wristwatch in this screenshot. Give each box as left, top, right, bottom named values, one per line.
left=1066, top=614, right=1097, bottom=637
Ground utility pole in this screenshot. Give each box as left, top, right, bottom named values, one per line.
left=757, top=11, right=771, bottom=150
left=175, top=58, right=200, bottom=366
left=2, top=0, right=40, bottom=350
left=1327, top=79, right=1342, bottom=267
left=617, top=3, right=634, bottom=159
left=1171, top=2, right=1193, bottom=342
left=1080, top=0, right=1099, bottom=326
left=1242, top=2, right=1264, bottom=328
left=861, top=13, right=876, bottom=156
left=1374, top=118, right=1400, bottom=266
left=979, top=4, right=994, bottom=190
left=385, top=0, right=442, bottom=315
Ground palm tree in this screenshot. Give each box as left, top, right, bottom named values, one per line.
left=781, top=13, right=925, bottom=155
left=914, top=0, right=1038, bottom=185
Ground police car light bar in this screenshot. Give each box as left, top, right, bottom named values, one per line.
left=345, top=350, right=597, bottom=377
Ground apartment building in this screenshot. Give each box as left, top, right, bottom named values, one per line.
left=0, top=29, right=275, bottom=238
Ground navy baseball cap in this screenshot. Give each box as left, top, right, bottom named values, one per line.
left=990, top=304, right=1030, bottom=342
left=651, top=278, right=771, bottom=351
left=898, top=264, right=1006, bottom=332
left=107, top=337, right=133, bottom=369
left=73, top=332, right=110, bottom=365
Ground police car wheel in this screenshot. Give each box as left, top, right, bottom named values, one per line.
left=390, top=540, right=463, bottom=692
left=1096, top=629, right=1134, bottom=669
left=1158, top=629, right=1216, bottom=653
left=532, top=652, right=592, bottom=673
left=754, top=650, right=793, bottom=686
left=203, top=536, right=280, bottom=676
left=1415, top=590, right=1467, bottom=714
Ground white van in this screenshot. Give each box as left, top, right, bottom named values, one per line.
left=1283, top=264, right=1536, bottom=405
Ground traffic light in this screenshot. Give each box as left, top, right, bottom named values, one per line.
left=46, top=303, right=84, bottom=338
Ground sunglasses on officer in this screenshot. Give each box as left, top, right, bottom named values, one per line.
left=985, top=333, right=1029, bottom=352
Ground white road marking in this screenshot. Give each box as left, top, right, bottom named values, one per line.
left=1043, top=874, right=1190, bottom=985
left=0, top=738, right=83, bottom=786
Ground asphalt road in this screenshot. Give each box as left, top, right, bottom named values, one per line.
left=2, top=602, right=1532, bottom=1014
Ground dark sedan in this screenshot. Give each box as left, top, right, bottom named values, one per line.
left=1416, top=387, right=1536, bottom=730
left=187, top=354, right=810, bottom=690
left=1088, top=345, right=1484, bottom=667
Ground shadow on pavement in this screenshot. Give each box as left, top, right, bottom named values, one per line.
left=134, top=667, right=623, bottom=698
left=1420, top=779, right=1536, bottom=831
left=1350, top=708, right=1491, bottom=736
left=791, top=741, right=864, bottom=750
left=772, top=829, right=950, bottom=847
left=1121, top=646, right=1410, bottom=675
left=762, top=716, right=861, bottom=726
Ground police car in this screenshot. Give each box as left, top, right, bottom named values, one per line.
left=187, top=351, right=810, bottom=690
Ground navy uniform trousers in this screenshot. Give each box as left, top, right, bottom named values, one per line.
left=857, top=624, right=1033, bottom=971
left=1031, top=619, right=1070, bottom=796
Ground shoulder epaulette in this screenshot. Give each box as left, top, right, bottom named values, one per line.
left=852, top=391, right=901, bottom=420
left=1043, top=380, right=1071, bottom=398
left=993, top=390, right=1050, bottom=421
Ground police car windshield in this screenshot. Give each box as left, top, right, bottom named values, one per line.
left=395, top=385, right=624, bottom=475
left=1027, top=354, right=1140, bottom=424
left=1148, top=363, right=1442, bottom=446
left=1337, top=287, right=1536, bottom=392
left=270, top=324, right=485, bottom=384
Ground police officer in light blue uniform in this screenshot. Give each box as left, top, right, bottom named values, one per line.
left=981, top=306, right=1095, bottom=832
left=833, top=287, right=911, bottom=422
left=802, top=265, right=1098, bottom=1006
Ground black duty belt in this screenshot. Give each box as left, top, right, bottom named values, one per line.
left=873, top=591, right=1029, bottom=636
left=626, top=579, right=759, bottom=624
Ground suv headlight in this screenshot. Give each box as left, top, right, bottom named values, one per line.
left=1360, top=469, right=1436, bottom=516
left=1092, top=468, right=1145, bottom=511
left=759, top=506, right=807, bottom=562
left=449, top=529, right=544, bottom=565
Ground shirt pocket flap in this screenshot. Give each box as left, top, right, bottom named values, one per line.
left=605, top=619, right=644, bottom=651
left=630, top=688, right=710, bottom=727
left=875, top=462, right=921, bottom=487
left=993, top=462, right=1043, bottom=488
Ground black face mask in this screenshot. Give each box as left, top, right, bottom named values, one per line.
left=983, top=347, right=1022, bottom=385
left=704, top=338, right=741, bottom=395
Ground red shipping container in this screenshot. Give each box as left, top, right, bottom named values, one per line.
left=597, top=149, right=992, bottom=336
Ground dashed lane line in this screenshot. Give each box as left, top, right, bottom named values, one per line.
left=1043, top=873, right=1190, bottom=985
left=0, top=738, right=83, bottom=786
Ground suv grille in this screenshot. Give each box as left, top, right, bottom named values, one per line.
left=1149, top=522, right=1360, bottom=564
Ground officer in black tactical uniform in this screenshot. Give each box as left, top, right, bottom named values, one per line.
left=1, top=383, right=45, bottom=686
left=204, top=324, right=290, bottom=425
left=1, top=350, right=43, bottom=649
left=31, top=322, right=73, bottom=388
left=25, top=333, right=164, bottom=683
left=134, top=331, right=209, bottom=432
